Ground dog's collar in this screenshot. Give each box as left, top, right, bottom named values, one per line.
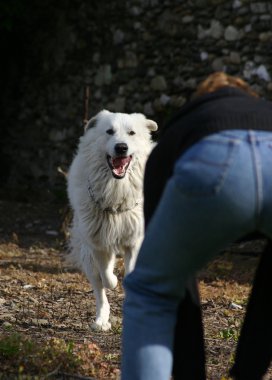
left=87, top=178, right=140, bottom=214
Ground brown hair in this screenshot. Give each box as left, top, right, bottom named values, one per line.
left=195, top=72, right=259, bottom=98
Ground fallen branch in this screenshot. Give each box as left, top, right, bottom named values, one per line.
left=55, top=372, right=96, bottom=380
left=83, top=85, right=90, bottom=126
left=57, top=166, right=68, bottom=178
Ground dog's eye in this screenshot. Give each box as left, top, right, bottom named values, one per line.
left=128, top=130, right=135, bottom=136
left=106, top=128, right=115, bottom=135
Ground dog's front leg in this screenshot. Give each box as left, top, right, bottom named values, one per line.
left=82, top=249, right=112, bottom=331
left=92, top=285, right=111, bottom=331
left=94, top=249, right=118, bottom=290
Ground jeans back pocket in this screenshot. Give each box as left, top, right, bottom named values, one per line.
left=174, top=136, right=240, bottom=197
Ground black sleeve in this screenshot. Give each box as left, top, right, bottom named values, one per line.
left=143, top=136, right=175, bottom=228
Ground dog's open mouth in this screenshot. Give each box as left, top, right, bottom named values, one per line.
left=107, top=155, right=132, bottom=179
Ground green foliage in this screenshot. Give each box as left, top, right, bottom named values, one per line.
left=0, top=330, right=81, bottom=376
left=219, top=327, right=239, bottom=341
left=0, top=332, right=30, bottom=357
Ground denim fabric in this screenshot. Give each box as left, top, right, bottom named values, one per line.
left=122, top=130, right=272, bottom=380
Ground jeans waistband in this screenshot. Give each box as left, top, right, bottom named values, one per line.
left=205, top=130, right=272, bottom=143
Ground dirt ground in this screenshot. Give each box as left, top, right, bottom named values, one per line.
left=0, top=197, right=271, bottom=379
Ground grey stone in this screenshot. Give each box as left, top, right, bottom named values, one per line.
left=147, top=68, right=156, bottom=77
left=182, top=15, right=194, bottom=23
left=224, top=25, right=240, bottom=41
left=49, top=130, right=68, bottom=142
left=150, top=76, right=167, bottom=91
left=130, top=6, right=142, bottom=16
left=143, top=102, right=154, bottom=116
left=197, top=25, right=207, bottom=40
left=94, top=65, right=112, bottom=86
left=229, top=51, right=241, bottom=64
left=124, top=51, right=138, bottom=68
left=94, top=89, right=102, bottom=100
left=210, top=20, right=224, bottom=39
left=232, top=0, right=242, bottom=9
left=153, top=98, right=164, bottom=112
left=256, top=65, right=271, bottom=81
left=159, top=94, right=170, bottom=106
left=259, top=32, right=272, bottom=42
left=243, top=61, right=256, bottom=80
left=92, top=52, right=100, bottom=63
left=184, top=78, right=197, bottom=89
left=113, top=29, right=125, bottom=45
left=266, top=82, right=272, bottom=92
left=198, top=20, right=223, bottom=39
left=250, top=2, right=267, bottom=13
left=169, top=96, right=186, bottom=108
left=200, top=51, right=209, bottom=61
left=108, top=97, right=126, bottom=112
left=244, top=24, right=252, bottom=33
left=212, top=57, right=225, bottom=71
left=260, top=14, right=271, bottom=21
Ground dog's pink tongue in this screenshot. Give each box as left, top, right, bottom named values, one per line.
left=112, top=157, right=131, bottom=168
left=112, top=157, right=131, bottom=175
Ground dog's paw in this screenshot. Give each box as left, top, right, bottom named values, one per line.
left=91, top=318, right=112, bottom=331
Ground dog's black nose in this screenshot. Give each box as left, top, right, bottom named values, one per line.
left=115, top=143, right=128, bottom=155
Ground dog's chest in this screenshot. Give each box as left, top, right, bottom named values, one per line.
left=88, top=207, right=143, bottom=249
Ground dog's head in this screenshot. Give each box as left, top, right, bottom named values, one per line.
left=84, top=110, right=158, bottom=179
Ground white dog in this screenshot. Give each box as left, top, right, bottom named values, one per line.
left=67, top=110, right=158, bottom=330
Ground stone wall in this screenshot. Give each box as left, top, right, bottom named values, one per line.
left=1, top=0, right=272, bottom=197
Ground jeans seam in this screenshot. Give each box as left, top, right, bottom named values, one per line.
left=249, top=131, right=263, bottom=223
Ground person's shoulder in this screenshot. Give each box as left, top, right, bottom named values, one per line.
left=162, top=88, right=238, bottom=131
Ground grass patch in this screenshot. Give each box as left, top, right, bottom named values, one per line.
left=0, top=331, right=80, bottom=377
left=0, top=328, right=120, bottom=378
left=219, top=327, right=239, bottom=342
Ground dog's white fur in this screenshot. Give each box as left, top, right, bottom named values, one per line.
left=67, top=110, right=158, bottom=330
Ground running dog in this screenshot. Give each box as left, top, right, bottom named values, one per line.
left=67, top=110, right=158, bottom=330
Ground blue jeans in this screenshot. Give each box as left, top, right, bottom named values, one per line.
left=122, top=130, right=272, bottom=380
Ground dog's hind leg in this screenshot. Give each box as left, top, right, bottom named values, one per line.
left=124, top=241, right=142, bottom=275
left=81, top=246, right=112, bottom=331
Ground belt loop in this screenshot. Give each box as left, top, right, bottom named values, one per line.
left=248, top=129, right=255, bottom=144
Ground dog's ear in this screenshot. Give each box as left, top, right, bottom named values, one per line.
left=84, top=110, right=111, bottom=132
left=84, top=116, right=97, bottom=132
left=146, top=119, right=158, bottom=131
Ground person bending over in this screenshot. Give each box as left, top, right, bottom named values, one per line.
left=121, top=72, right=272, bottom=380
